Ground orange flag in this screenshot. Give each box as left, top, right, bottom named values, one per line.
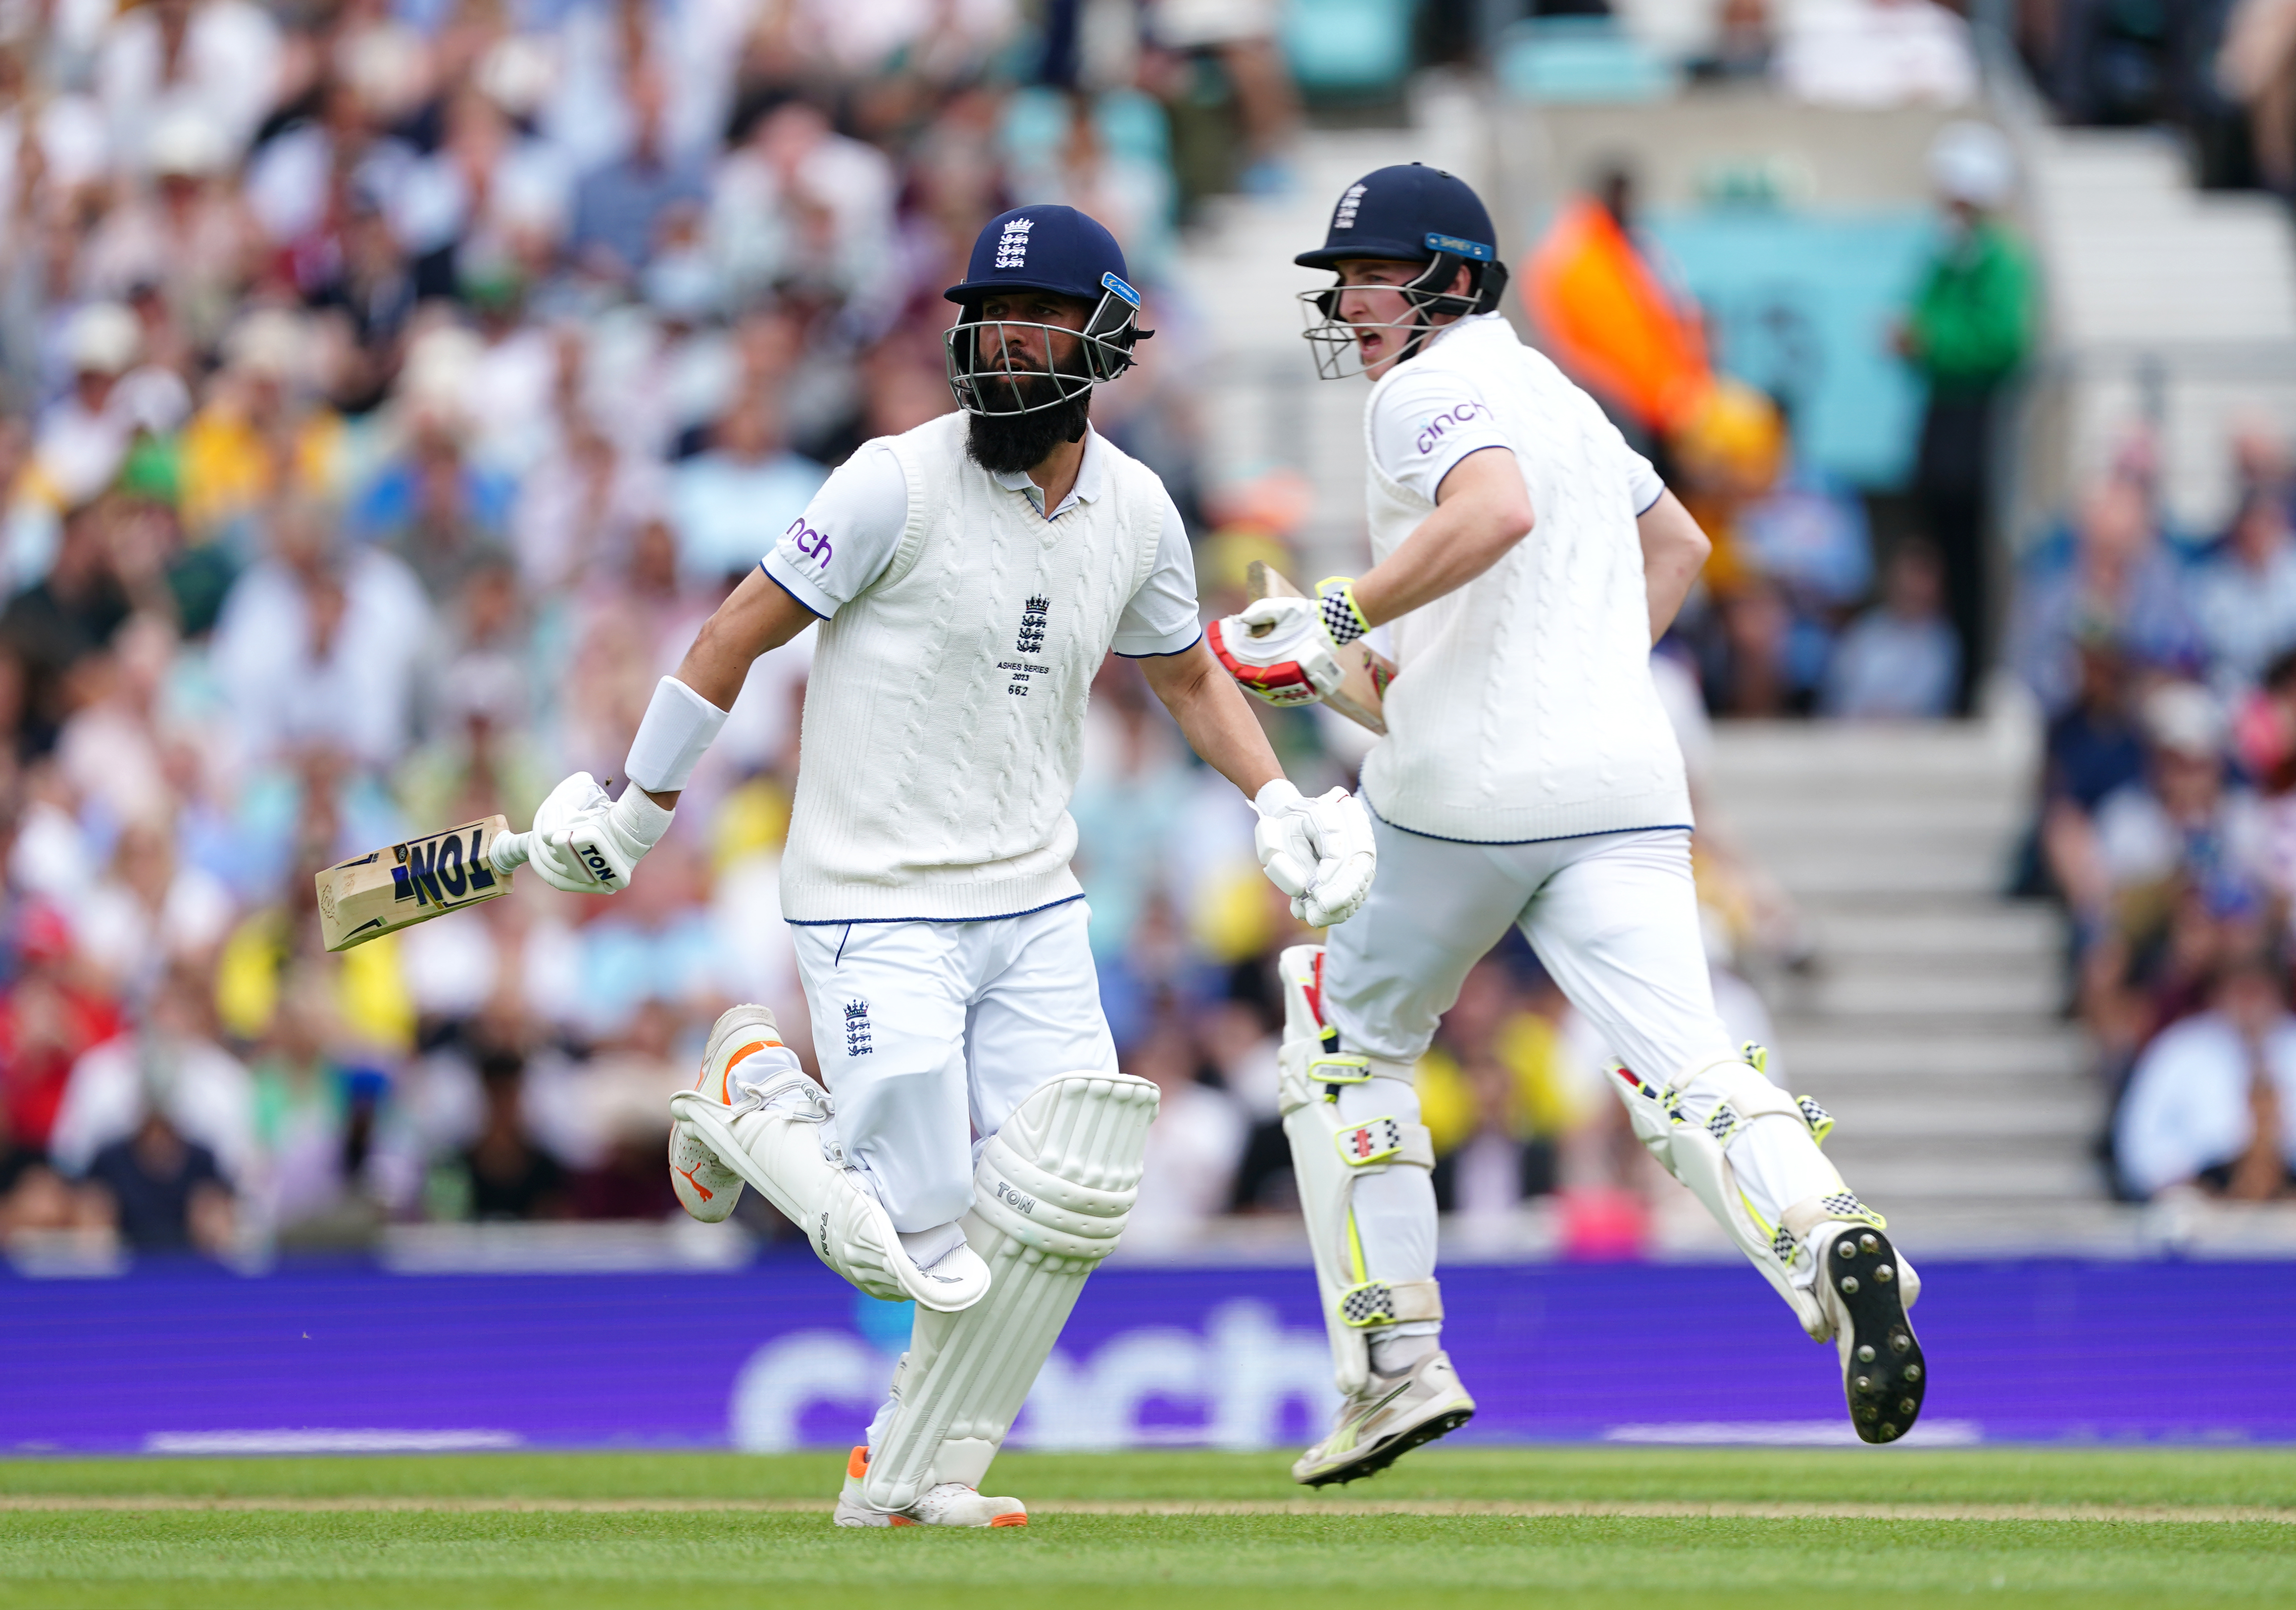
left=1525, top=197, right=1712, bottom=434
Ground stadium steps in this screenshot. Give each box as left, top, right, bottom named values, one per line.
left=1707, top=717, right=2133, bottom=1250
left=2020, top=124, right=2296, bottom=534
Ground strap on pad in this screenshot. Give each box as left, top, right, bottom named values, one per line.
left=1333, top=1116, right=1435, bottom=1170
left=1338, top=1275, right=1443, bottom=1328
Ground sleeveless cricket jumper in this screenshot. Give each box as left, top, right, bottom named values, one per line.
left=1358, top=314, right=1691, bottom=845
left=761, top=411, right=1186, bottom=1232
left=781, top=411, right=1166, bottom=925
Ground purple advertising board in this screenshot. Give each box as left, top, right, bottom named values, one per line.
left=3, top=1257, right=2293, bottom=1454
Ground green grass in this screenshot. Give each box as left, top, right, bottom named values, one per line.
left=3, top=1449, right=2295, bottom=1609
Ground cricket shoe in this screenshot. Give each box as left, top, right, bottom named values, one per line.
left=1293, top=1348, right=1475, bottom=1487
left=667, top=1004, right=793, bottom=1222
left=833, top=1446, right=1026, bottom=1528
left=1811, top=1219, right=1926, bottom=1444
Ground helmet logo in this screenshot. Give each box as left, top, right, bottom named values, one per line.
left=1333, top=183, right=1366, bottom=230
left=1100, top=271, right=1140, bottom=308
left=1424, top=231, right=1494, bottom=262
left=994, top=216, right=1035, bottom=269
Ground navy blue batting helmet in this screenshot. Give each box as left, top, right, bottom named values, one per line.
left=947, top=204, right=1136, bottom=308
left=1295, top=164, right=1510, bottom=378
left=943, top=205, right=1150, bottom=415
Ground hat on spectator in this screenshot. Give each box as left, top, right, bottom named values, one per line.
left=2143, top=681, right=2226, bottom=758
left=1929, top=121, right=2016, bottom=209
left=65, top=301, right=140, bottom=377
left=149, top=110, right=227, bottom=180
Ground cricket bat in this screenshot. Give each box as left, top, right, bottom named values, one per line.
left=315, top=815, right=535, bottom=953
left=1246, top=561, right=1397, bottom=735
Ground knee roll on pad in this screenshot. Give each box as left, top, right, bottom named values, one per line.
left=1612, top=1055, right=1859, bottom=1339
left=859, top=1072, right=1157, bottom=1513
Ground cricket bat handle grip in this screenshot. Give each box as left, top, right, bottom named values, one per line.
left=488, top=830, right=535, bottom=877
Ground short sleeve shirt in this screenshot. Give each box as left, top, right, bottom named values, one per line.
left=1367, top=329, right=1666, bottom=514
left=760, top=430, right=1203, bottom=656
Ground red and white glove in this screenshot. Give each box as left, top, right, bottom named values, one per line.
left=1253, top=779, right=1377, bottom=927
left=1208, top=594, right=1347, bottom=708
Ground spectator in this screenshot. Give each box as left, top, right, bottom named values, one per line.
left=1897, top=121, right=2035, bottom=710
left=568, top=67, right=709, bottom=285
left=1144, top=0, right=1300, bottom=197
left=2008, top=473, right=2201, bottom=719
left=1126, top=1013, right=1248, bottom=1250
left=669, top=393, right=827, bottom=590
left=47, top=964, right=255, bottom=1189
left=2050, top=683, right=2270, bottom=948
left=1777, top=0, right=1978, bottom=107
left=1822, top=540, right=1961, bottom=718
left=1417, top=960, right=1593, bottom=1219
left=2219, top=0, right=2296, bottom=198
left=2117, top=954, right=2296, bottom=1200
left=2189, top=490, right=2296, bottom=694
left=449, top=1040, right=570, bottom=1222
left=81, top=1108, right=236, bottom=1253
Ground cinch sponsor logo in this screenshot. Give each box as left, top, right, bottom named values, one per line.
left=1415, top=401, right=1482, bottom=456
left=786, top=518, right=833, bottom=568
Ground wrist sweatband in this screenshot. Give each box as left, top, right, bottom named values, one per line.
left=1253, top=778, right=1304, bottom=818
left=624, top=676, right=729, bottom=793
left=608, top=783, right=676, bottom=846
left=1315, top=577, right=1370, bottom=646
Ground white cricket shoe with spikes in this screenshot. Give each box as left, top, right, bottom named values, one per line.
left=1293, top=1347, right=1475, bottom=1487
left=833, top=1446, right=1026, bottom=1528
left=667, top=1004, right=792, bottom=1223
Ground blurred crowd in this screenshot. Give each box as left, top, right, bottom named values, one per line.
left=2004, top=425, right=2296, bottom=1203
left=0, top=0, right=1337, bottom=1261
left=2016, top=0, right=2296, bottom=203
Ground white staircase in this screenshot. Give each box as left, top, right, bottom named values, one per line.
left=1706, top=717, right=2128, bottom=1248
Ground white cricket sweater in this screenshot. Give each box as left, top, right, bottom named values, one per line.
left=1359, top=316, right=1693, bottom=843
left=779, top=411, right=1169, bottom=923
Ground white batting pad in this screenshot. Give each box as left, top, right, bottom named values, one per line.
left=859, top=1071, right=1157, bottom=1514
left=1611, top=1057, right=1845, bottom=1339
left=1274, top=945, right=1441, bottom=1398
left=668, top=1077, right=990, bottom=1312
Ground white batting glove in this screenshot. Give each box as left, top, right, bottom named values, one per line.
left=1252, top=780, right=1377, bottom=928
left=525, top=772, right=675, bottom=894
left=1208, top=595, right=1347, bottom=709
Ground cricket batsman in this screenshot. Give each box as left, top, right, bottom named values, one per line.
left=1207, top=165, right=1927, bottom=1484
left=516, top=206, right=1377, bottom=1524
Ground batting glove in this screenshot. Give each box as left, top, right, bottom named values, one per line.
left=1208, top=595, right=1347, bottom=708
left=1252, top=779, right=1377, bottom=928
left=526, top=772, right=675, bottom=893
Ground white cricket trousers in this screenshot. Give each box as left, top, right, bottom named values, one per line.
left=789, top=899, right=1118, bottom=1233
left=1321, top=818, right=1835, bottom=1310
